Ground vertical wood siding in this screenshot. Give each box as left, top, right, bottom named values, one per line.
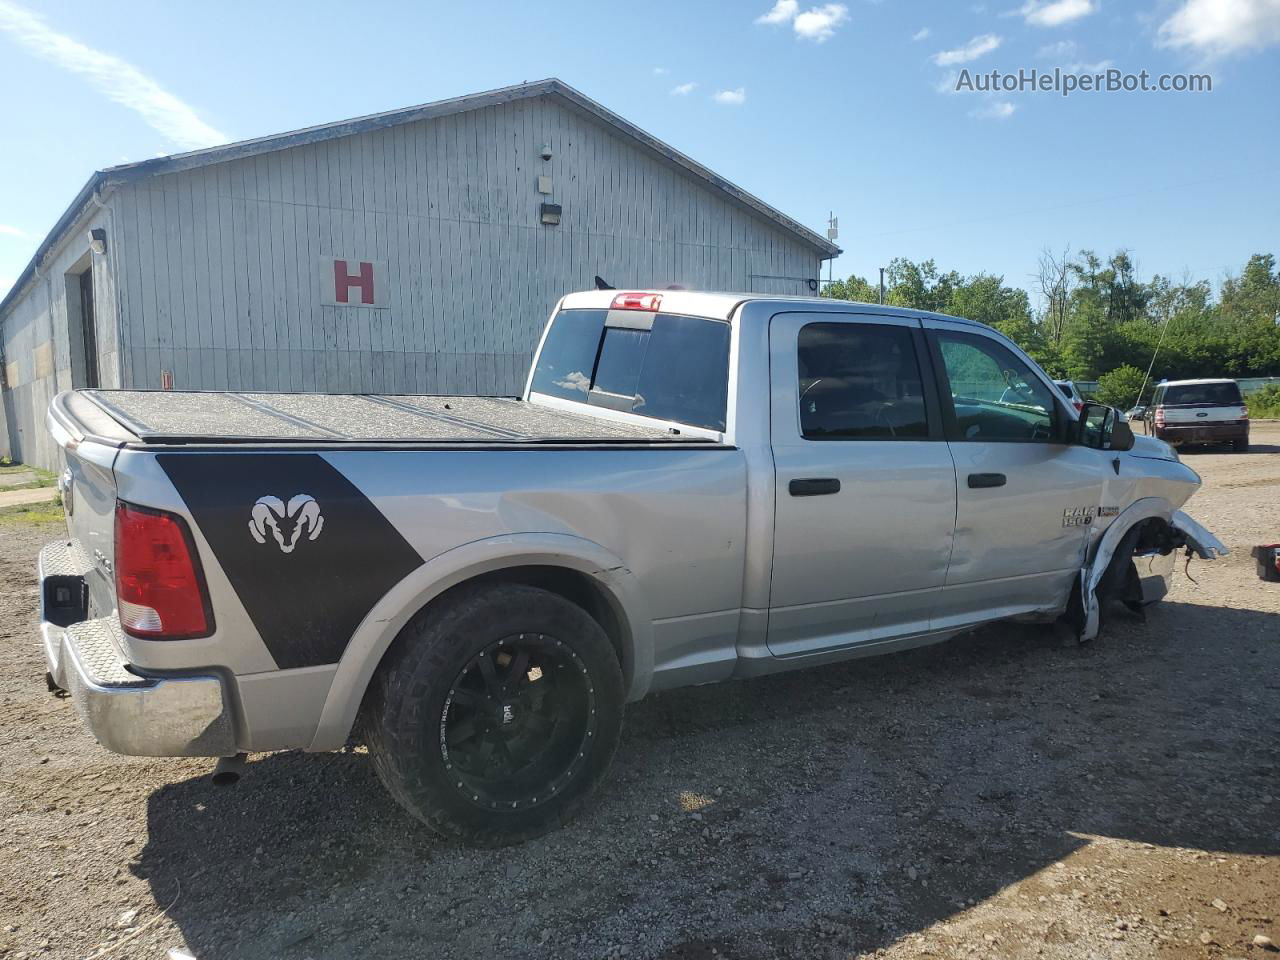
left=114, top=96, right=822, bottom=396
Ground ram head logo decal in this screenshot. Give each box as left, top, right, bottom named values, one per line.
left=249, top=494, right=325, bottom=553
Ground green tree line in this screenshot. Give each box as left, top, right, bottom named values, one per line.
left=823, top=250, right=1280, bottom=410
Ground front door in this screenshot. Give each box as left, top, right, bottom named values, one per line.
left=923, top=320, right=1105, bottom=631
left=767, top=312, right=958, bottom=657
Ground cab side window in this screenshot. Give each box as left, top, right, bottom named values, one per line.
left=797, top=323, right=929, bottom=440
left=935, top=332, right=1058, bottom=442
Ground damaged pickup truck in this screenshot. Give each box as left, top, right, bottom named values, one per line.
left=39, top=290, right=1226, bottom=844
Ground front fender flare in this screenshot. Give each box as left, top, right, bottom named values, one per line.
left=307, top=533, right=653, bottom=752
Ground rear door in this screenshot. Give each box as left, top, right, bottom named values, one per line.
left=767, top=311, right=958, bottom=657
left=923, top=320, right=1104, bottom=630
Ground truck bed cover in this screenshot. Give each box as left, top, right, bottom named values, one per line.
left=80, top=390, right=702, bottom=445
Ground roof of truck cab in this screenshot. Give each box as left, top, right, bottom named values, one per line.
left=1158, top=378, right=1239, bottom=387
left=557, top=289, right=982, bottom=326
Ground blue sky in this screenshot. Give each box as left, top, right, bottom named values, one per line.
left=1, top=0, right=1277, bottom=304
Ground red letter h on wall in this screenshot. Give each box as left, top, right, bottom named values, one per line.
left=334, top=259, right=375, bottom=304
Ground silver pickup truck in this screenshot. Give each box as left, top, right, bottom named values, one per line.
left=39, top=289, right=1226, bottom=844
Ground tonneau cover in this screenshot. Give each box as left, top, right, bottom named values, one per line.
left=81, top=390, right=697, bottom=444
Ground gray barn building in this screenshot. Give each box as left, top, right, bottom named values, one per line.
left=0, top=78, right=837, bottom=469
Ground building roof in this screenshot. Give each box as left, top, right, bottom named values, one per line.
left=1, top=79, right=839, bottom=317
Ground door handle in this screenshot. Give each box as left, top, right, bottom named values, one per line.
left=789, top=478, right=841, bottom=497
left=967, top=472, right=1007, bottom=489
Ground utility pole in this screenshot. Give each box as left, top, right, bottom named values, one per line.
left=826, top=213, right=838, bottom=290
left=879, top=267, right=885, bottom=305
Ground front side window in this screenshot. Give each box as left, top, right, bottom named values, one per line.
left=797, top=323, right=929, bottom=439
left=936, top=332, right=1057, bottom=442
left=529, top=309, right=731, bottom=431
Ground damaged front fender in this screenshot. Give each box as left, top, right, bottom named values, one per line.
left=1077, top=500, right=1227, bottom=640
left=1170, top=510, right=1228, bottom=560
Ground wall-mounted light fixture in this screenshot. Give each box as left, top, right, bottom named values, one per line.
left=539, top=142, right=553, bottom=160
left=88, top=228, right=107, bottom=255
left=540, top=203, right=562, bottom=226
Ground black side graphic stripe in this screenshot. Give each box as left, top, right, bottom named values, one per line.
left=158, top=453, right=423, bottom=669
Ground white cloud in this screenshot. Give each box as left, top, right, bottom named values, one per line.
left=756, top=0, right=849, bottom=41
left=1019, top=0, right=1098, bottom=27
left=653, top=66, right=669, bottom=76
left=0, top=224, right=26, bottom=238
left=972, top=100, right=1017, bottom=119
left=712, top=87, right=747, bottom=105
left=1158, top=0, right=1280, bottom=56
left=0, top=0, right=227, bottom=150
left=1037, top=39, right=1078, bottom=58
left=793, top=3, right=849, bottom=41
left=756, top=0, right=799, bottom=24
left=0, top=275, right=15, bottom=296
left=933, top=33, right=1003, bottom=65
left=670, top=82, right=697, bottom=95
left=912, top=27, right=932, bottom=41
left=1037, top=39, right=1111, bottom=69
left=934, top=71, right=961, bottom=94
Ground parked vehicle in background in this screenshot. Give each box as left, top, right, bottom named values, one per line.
left=1055, top=380, right=1085, bottom=413
left=1125, top=405, right=1147, bottom=422
left=1145, top=379, right=1250, bottom=452
left=38, top=291, right=1226, bottom=845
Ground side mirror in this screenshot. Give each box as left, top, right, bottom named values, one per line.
left=1110, top=416, right=1135, bottom=451
left=1078, top=402, right=1135, bottom=451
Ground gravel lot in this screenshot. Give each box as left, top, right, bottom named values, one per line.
left=2, top=427, right=1277, bottom=960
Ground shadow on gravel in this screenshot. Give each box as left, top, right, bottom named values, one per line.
left=134, top=601, right=1280, bottom=960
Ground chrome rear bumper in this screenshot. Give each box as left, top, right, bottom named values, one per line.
left=39, top=541, right=236, bottom=757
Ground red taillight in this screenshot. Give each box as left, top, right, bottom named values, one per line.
left=1073, top=400, right=1084, bottom=413
left=114, top=501, right=213, bottom=640
left=611, top=292, right=662, bottom=312
left=1154, top=406, right=1165, bottom=426
left=1241, top=405, right=1249, bottom=421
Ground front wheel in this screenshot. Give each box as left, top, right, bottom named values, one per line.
left=363, top=583, right=624, bottom=845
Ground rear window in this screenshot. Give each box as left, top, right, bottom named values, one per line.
left=1162, top=382, right=1242, bottom=405
left=529, top=309, right=732, bottom=431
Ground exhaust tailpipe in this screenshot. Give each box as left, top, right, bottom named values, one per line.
left=211, top=752, right=248, bottom=786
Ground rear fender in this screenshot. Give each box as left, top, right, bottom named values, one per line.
left=307, top=532, right=652, bottom=752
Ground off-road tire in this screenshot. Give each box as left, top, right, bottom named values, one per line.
left=1232, top=438, right=1250, bottom=453
left=363, top=583, right=624, bottom=846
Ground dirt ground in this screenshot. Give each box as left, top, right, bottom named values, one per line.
left=1, top=428, right=1277, bottom=960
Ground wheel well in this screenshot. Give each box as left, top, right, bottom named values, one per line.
left=389, top=564, right=631, bottom=685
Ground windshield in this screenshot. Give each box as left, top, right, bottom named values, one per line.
left=529, top=309, right=732, bottom=431
left=1163, top=382, right=1242, bottom=405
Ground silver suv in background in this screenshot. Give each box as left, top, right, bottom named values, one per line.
left=1145, top=378, right=1250, bottom=452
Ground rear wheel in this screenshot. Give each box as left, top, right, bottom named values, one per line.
left=1233, top=437, right=1249, bottom=453
left=363, top=583, right=624, bottom=845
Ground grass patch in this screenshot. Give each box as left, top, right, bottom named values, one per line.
left=0, top=459, right=58, bottom=487
left=0, top=501, right=64, bottom=525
